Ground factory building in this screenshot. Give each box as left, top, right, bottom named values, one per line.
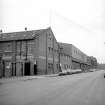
left=0, top=27, right=97, bottom=78
left=0, top=27, right=59, bottom=77
left=58, top=42, right=92, bottom=72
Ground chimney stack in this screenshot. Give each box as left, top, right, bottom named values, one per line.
left=25, top=27, right=27, bottom=31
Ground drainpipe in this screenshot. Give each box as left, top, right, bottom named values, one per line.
left=45, top=34, right=48, bottom=74
left=52, top=36, right=55, bottom=74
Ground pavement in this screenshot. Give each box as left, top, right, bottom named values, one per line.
left=0, top=70, right=105, bottom=105
left=0, top=74, right=58, bottom=84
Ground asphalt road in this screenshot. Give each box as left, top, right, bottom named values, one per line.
left=0, top=70, right=105, bottom=105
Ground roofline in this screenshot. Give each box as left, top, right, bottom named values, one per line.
left=1, top=27, right=50, bottom=34
left=0, top=27, right=51, bottom=42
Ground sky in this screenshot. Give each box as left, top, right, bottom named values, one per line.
left=0, top=0, right=105, bottom=63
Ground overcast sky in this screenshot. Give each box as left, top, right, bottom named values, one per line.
left=0, top=0, right=105, bottom=63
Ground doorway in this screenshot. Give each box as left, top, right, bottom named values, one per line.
left=34, top=64, right=37, bottom=75
left=24, top=62, right=30, bottom=76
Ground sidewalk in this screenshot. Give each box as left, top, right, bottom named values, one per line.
left=0, top=74, right=58, bottom=84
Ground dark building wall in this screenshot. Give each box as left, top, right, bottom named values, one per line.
left=0, top=41, right=13, bottom=77
left=0, top=27, right=59, bottom=77
left=37, top=28, right=59, bottom=75
left=0, top=29, right=43, bottom=77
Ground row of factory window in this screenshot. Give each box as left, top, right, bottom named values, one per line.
left=48, top=63, right=59, bottom=70
left=2, top=41, right=34, bottom=55
left=48, top=47, right=58, bottom=54
left=64, top=64, right=71, bottom=70
left=73, top=49, right=86, bottom=59
left=60, top=53, right=71, bottom=60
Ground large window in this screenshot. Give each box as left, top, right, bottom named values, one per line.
left=4, top=42, right=12, bottom=52
left=48, top=63, right=53, bottom=69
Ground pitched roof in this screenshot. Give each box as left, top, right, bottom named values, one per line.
left=0, top=28, right=48, bottom=41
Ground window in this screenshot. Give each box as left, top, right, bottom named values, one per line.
left=48, top=63, right=53, bottom=69
left=5, top=42, right=12, bottom=52
left=27, top=41, right=34, bottom=54
left=49, top=35, right=52, bottom=40
left=48, top=47, right=50, bottom=53
left=51, top=48, right=53, bottom=51
left=56, top=64, right=59, bottom=69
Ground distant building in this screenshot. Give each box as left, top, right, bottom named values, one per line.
left=0, top=27, right=59, bottom=77
left=89, top=56, right=97, bottom=69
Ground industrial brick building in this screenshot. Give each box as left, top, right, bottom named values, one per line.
left=58, top=42, right=92, bottom=72
left=0, top=27, right=97, bottom=78
left=0, top=27, right=59, bottom=77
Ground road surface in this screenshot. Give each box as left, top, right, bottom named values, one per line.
left=0, top=70, right=105, bottom=105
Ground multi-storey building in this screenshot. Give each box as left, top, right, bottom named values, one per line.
left=58, top=42, right=91, bottom=72
left=71, top=44, right=90, bottom=71
left=0, top=27, right=59, bottom=77
left=0, top=27, right=97, bottom=78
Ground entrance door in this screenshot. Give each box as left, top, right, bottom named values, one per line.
left=34, top=64, right=37, bottom=75
left=24, top=62, right=30, bottom=76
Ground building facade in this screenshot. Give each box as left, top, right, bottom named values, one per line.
left=0, top=27, right=97, bottom=78
left=58, top=43, right=92, bottom=72
left=58, top=43, right=72, bottom=71
left=0, top=27, right=59, bottom=77
left=71, top=44, right=91, bottom=71
left=89, top=56, right=97, bottom=69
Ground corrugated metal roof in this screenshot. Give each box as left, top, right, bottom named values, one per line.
left=0, top=28, right=47, bottom=41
